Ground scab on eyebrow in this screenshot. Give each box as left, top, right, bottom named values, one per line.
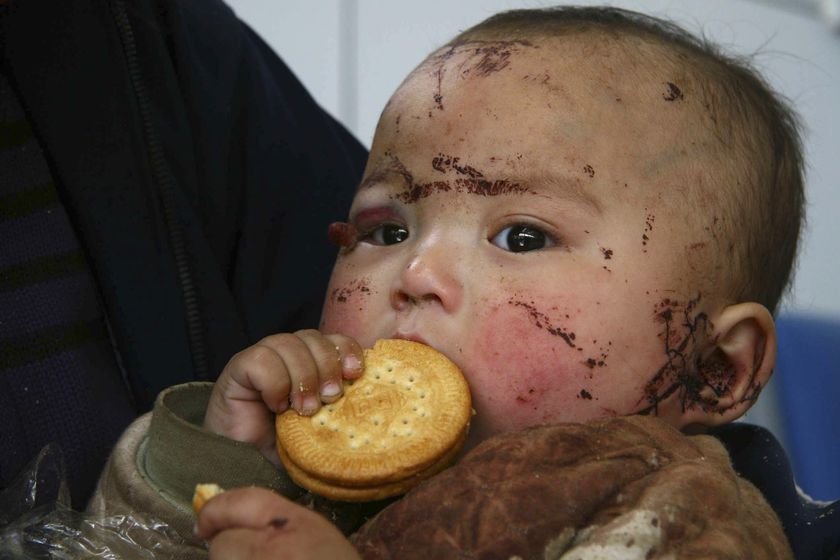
left=359, top=152, right=534, bottom=204
left=432, top=153, right=483, bottom=178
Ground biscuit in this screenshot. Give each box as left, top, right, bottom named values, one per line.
left=275, top=339, right=471, bottom=502
left=192, top=482, right=224, bottom=514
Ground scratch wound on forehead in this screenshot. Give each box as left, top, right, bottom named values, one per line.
left=432, top=153, right=483, bottom=178
left=424, top=39, right=538, bottom=111
left=360, top=152, right=535, bottom=203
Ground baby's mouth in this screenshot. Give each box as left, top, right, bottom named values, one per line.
left=390, top=332, right=468, bottom=379
left=391, top=332, right=430, bottom=347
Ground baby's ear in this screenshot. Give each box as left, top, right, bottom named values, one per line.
left=680, top=302, right=776, bottom=428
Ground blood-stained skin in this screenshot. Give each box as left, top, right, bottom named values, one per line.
left=641, top=210, right=655, bottom=252
left=636, top=295, right=707, bottom=415
left=663, top=81, right=685, bottom=101
left=503, top=292, right=756, bottom=419
left=509, top=299, right=577, bottom=349
left=329, top=278, right=372, bottom=305
left=424, top=40, right=538, bottom=110
left=634, top=294, right=760, bottom=416
left=327, top=222, right=358, bottom=250
left=432, top=153, right=483, bottom=177
left=364, top=151, right=534, bottom=204
left=506, top=299, right=617, bottom=407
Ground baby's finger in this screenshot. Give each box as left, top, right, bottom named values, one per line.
left=259, top=333, right=320, bottom=415
left=199, top=487, right=361, bottom=560
left=296, top=329, right=345, bottom=403
left=196, top=487, right=298, bottom=540
left=209, top=526, right=361, bottom=560
left=224, top=342, right=292, bottom=414
left=324, top=334, right=365, bottom=380
left=207, top=527, right=262, bottom=560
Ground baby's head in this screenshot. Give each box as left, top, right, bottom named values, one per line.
left=320, top=7, right=804, bottom=449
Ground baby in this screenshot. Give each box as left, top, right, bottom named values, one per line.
left=193, top=6, right=805, bottom=558
left=204, top=6, right=802, bottom=462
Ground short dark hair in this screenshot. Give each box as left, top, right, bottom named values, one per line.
left=449, top=6, right=805, bottom=313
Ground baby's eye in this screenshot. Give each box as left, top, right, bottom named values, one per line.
left=491, top=224, right=554, bottom=253
left=362, top=224, right=410, bottom=246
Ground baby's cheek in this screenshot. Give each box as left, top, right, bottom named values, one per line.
left=462, top=302, right=595, bottom=439
left=319, top=277, right=377, bottom=346
left=320, top=303, right=361, bottom=338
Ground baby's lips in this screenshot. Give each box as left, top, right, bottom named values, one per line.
left=392, top=332, right=430, bottom=346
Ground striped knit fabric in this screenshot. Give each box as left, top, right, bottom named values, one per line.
left=0, top=70, right=136, bottom=507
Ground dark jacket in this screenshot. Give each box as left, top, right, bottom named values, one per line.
left=713, top=423, right=840, bottom=560
left=1, top=0, right=365, bottom=504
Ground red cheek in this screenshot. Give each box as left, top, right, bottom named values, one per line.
left=320, top=304, right=363, bottom=337
left=328, top=277, right=372, bottom=304
left=320, top=278, right=374, bottom=339
left=462, top=300, right=593, bottom=434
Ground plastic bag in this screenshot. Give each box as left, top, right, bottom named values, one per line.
left=0, top=445, right=191, bottom=559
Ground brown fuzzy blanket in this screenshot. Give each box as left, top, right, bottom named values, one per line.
left=351, top=415, right=792, bottom=559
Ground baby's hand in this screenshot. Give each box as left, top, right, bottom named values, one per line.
left=195, top=486, right=361, bottom=560
left=204, top=330, right=364, bottom=465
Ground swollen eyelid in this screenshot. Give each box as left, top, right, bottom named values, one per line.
left=351, top=206, right=402, bottom=230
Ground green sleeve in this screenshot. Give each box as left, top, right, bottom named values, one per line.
left=143, top=382, right=300, bottom=505
left=88, top=382, right=300, bottom=550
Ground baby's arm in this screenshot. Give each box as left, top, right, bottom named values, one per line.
left=204, top=329, right=364, bottom=465
left=196, top=487, right=361, bottom=560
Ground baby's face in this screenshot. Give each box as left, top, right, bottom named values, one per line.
left=321, top=37, right=724, bottom=448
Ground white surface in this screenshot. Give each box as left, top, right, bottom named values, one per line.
left=227, top=0, right=840, bottom=319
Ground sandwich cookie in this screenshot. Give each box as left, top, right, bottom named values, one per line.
left=275, top=339, right=472, bottom=502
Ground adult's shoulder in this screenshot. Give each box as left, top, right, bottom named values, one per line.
left=712, top=422, right=840, bottom=560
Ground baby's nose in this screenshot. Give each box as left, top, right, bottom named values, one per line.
left=390, top=249, right=464, bottom=313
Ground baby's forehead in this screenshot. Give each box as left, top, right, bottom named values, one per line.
left=403, top=35, right=711, bottom=139
left=392, top=36, right=716, bottom=178
left=371, top=30, right=740, bottom=230
left=418, top=31, right=684, bottom=93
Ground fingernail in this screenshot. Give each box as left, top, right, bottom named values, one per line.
left=300, top=395, right=320, bottom=415
left=192, top=523, right=199, bottom=537
left=277, top=398, right=290, bottom=413
left=321, top=381, right=341, bottom=398
left=343, top=354, right=362, bottom=372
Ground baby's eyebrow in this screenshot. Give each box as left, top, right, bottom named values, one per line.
left=519, top=172, right=603, bottom=215
left=358, top=162, right=602, bottom=215
left=358, top=156, right=415, bottom=192
left=357, top=168, right=394, bottom=192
